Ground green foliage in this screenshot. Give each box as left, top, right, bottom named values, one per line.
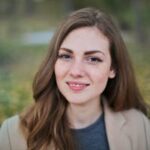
left=0, top=43, right=47, bottom=123
left=0, top=40, right=150, bottom=123
left=0, top=41, right=16, bottom=66
left=0, top=0, right=150, bottom=123
left=0, top=73, right=31, bottom=121
left=127, top=43, right=150, bottom=105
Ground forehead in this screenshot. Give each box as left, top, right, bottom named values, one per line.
left=60, top=27, right=110, bottom=53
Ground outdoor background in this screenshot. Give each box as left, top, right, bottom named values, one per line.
left=0, top=0, right=150, bottom=123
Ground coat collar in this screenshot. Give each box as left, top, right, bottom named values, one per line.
left=103, top=100, right=132, bottom=150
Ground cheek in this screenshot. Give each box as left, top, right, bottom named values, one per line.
left=54, top=62, right=62, bottom=80
left=89, top=66, right=111, bottom=84
left=54, top=61, right=70, bottom=80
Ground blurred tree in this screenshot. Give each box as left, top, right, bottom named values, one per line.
left=0, top=0, right=149, bottom=43
left=6, top=0, right=17, bottom=16
left=62, top=0, right=75, bottom=13
left=25, top=0, right=36, bottom=16
left=131, top=0, right=147, bottom=44
left=66, top=0, right=149, bottom=44
left=0, top=0, right=17, bottom=18
left=69, top=0, right=132, bottom=26
left=0, top=0, right=19, bottom=36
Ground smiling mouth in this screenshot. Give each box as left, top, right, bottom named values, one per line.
left=66, top=81, right=90, bottom=92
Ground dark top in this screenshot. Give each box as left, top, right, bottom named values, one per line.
left=72, top=113, right=109, bottom=150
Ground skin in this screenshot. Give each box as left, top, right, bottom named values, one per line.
left=54, top=27, right=115, bottom=129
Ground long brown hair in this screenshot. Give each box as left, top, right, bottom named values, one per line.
left=20, top=7, right=148, bottom=150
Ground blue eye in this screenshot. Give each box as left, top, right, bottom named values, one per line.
left=57, top=54, right=72, bottom=61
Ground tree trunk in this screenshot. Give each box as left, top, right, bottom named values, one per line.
left=131, top=0, right=147, bottom=44
left=25, top=0, right=35, bottom=16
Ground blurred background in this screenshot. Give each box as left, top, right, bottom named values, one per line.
left=0, top=0, right=150, bottom=123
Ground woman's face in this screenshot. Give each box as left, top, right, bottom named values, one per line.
left=54, top=27, right=115, bottom=106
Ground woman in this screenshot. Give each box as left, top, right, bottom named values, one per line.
left=0, top=7, right=149, bottom=150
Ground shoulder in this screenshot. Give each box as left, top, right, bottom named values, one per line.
left=0, top=115, right=27, bottom=150
left=122, top=108, right=150, bottom=127
left=1, top=115, right=20, bottom=129
left=122, top=109, right=150, bottom=147
left=104, top=100, right=150, bottom=128
left=123, top=108, right=150, bottom=134
left=105, top=105, right=150, bottom=149
left=104, top=99, right=150, bottom=128
left=0, top=115, right=21, bottom=137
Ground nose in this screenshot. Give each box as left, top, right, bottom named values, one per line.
left=69, top=60, right=85, bottom=78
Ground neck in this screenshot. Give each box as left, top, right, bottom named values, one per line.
left=67, top=98, right=102, bottom=129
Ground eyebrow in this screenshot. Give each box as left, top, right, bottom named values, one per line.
left=59, top=47, right=105, bottom=56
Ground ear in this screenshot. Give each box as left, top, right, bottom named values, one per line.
left=109, top=69, right=116, bottom=79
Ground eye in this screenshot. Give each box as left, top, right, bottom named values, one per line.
left=57, top=53, right=72, bottom=61
left=85, top=56, right=103, bottom=64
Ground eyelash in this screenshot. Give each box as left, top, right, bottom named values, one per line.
left=85, top=56, right=103, bottom=64
left=57, top=54, right=72, bottom=60
left=57, top=54, right=103, bottom=64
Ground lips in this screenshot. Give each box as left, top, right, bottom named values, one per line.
left=66, top=81, right=90, bottom=92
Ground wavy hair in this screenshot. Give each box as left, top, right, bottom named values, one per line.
left=20, top=7, right=148, bottom=150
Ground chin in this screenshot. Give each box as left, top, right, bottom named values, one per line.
left=65, top=97, right=91, bottom=105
